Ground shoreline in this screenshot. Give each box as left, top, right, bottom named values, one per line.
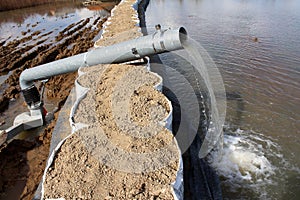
left=1, top=0, right=223, bottom=199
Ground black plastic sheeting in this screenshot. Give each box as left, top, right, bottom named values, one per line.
left=140, top=0, right=222, bottom=197
left=150, top=55, right=222, bottom=200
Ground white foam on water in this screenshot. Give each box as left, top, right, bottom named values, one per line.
left=210, top=126, right=300, bottom=199
left=173, top=34, right=299, bottom=199
left=213, top=132, right=275, bottom=182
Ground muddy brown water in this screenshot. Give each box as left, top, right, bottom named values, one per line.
left=145, top=0, right=300, bottom=199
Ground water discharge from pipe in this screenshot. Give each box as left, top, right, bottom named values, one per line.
left=180, top=37, right=227, bottom=158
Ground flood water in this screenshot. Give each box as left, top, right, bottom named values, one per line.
left=145, top=0, right=300, bottom=199
left=0, top=1, right=117, bottom=133
left=0, top=1, right=115, bottom=45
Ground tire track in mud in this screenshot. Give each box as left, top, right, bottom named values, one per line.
left=55, top=18, right=90, bottom=41
left=0, top=15, right=108, bottom=111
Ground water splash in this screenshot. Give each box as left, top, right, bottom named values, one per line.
left=211, top=126, right=300, bottom=199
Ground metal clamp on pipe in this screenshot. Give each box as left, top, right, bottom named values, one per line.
left=22, top=85, right=41, bottom=108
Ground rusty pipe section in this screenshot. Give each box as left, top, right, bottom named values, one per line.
left=19, top=26, right=187, bottom=107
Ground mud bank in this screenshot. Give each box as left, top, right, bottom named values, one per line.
left=0, top=2, right=118, bottom=200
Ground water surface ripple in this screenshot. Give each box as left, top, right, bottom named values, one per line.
left=146, top=0, right=300, bottom=199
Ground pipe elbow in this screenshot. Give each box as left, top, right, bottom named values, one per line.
left=20, top=69, right=34, bottom=90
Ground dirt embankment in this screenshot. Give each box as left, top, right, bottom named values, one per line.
left=43, top=0, right=180, bottom=199
left=0, top=3, right=117, bottom=200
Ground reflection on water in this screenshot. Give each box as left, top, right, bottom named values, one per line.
left=146, top=0, right=300, bottom=199
left=0, top=1, right=115, bottom=45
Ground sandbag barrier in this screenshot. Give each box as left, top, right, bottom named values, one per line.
left=38, top=0, right=183, bottom=199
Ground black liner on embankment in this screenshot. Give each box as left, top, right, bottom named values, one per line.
left=140, top=1, right=222, bottom=199
left=149, top=56, right=222, bottom=200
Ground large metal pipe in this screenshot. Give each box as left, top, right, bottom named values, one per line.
left=20, top=27, right=187, bottom=88
left=20, top=27, right=187, bottom=107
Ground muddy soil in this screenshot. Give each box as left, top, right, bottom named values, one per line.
left=0, top=15, right=108, bottom=102
left=0, top=2, right=118, bottom=199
